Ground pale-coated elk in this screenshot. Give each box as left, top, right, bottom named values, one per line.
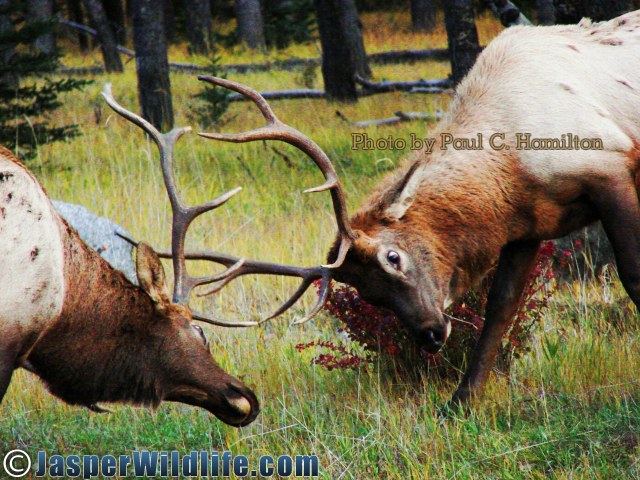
left=189, top=10, right=640, bottom=409
left=0, top=86, right=260, bottom=426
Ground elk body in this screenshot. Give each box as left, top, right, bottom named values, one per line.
left=0, top=113, right=259, bottom=426
left=332, top=11, right=640, bottom=406
left=193, top=10, right=640, bottom=410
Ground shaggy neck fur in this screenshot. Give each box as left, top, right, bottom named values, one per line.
left=27, top=223, right=165, bottom=408
left=351, top=108, right=539, bottom=297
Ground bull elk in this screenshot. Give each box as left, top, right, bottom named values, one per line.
left=0, top=86, right=260, bottom=427
left=191, top=10, right=640, bottom=409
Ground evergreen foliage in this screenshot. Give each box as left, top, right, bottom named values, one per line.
left=263, top=0, right=315, bottom=49
left=188, top=57, right=231, bottom=127
left=0, top=2, right=90, bottom=160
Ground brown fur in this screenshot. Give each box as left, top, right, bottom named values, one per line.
left=27, top=222, right=164, bottom=406
left=329, top=11, right=640, bottom=407
left=0, top=149, right=259, bottom=426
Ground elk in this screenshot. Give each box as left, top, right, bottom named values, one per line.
left=0, top=86, right=260, bottom=427
left=189, top=10, right=640, bottom=409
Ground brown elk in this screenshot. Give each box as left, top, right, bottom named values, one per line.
left=190, top=10, right=640, bottom=409
left=0, top=85, right=260, bottom=426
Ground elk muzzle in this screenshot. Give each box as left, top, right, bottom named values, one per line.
left=166, top=375, right=260, bottom=427
left=216, top=381, right=260, bottom=427
left=394, top=296, right=451, bottom=354
left=417, top=322, right=450, bottom=353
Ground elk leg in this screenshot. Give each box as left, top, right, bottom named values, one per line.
left=0, top=346, right=17, bottom=404
left=591, top=180, right=640, bottom=307
left=446, top=239, right=541, bottom=410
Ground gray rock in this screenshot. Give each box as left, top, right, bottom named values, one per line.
left=52, top=200, right=138, bottom=284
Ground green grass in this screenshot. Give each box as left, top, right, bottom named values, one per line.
left=2, top=11, right=640, bottom=479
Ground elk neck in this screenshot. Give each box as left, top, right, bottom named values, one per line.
left=26, top=221, right=165, bottom=408
left=354, top=118, right=538, bottom=298
left=412, top=152, right=532, bottom=293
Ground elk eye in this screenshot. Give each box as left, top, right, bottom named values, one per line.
left=386, top=250, right=401, bottom=269
left=192, top=324, right=207, bottom=344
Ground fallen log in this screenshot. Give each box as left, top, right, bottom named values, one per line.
left=59, top=20, right=455, bottom=76
left=336, top=110, right=444, bottom=128
left=228, top=89, right=326, bottom=101
left=59, top=19, right=212, bottom=74
left=410, top=86, right=451, bottom=94
left=59, top=19, right=135, bottom=56
left=355, top=76, right=452, bottom=92
left=227, top=84, right=450, bottom=102
left=367, top=48, right=449, bottom=64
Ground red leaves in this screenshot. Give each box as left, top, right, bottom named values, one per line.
left=298, top=240, right=574, bottom=375
left=296, top=341, right=370, bottom=370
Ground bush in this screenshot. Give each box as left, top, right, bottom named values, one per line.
left=297, top=240, right=570, bottom=377
left=187, top=57, right=231, bottom=128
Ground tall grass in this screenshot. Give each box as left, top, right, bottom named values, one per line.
left=2, top=11, right=639, bottom=479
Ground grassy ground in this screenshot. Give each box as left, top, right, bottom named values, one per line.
left=2, top=10, right=640, bottom=479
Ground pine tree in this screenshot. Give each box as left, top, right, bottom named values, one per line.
left=0, top=1, right=90, bottom=160
left=188, top=57, right=231, bottom=128
left=263, top=0, right=315, bottom=49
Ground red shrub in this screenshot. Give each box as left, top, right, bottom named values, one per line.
left=297, top=240, right=575, bottom=376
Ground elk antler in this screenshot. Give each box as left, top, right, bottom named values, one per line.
left=152, top=247, right=333, bottom=325
left=102, top=83, right=256, bottom=327
left=196, top=76, right=356, bottom=324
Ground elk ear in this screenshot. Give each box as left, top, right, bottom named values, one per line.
left=136, top=242, right=171, bottom=308
left=383, top=161, right=423, bottom=221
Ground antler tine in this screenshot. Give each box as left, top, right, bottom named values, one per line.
left=191, top=310, right=258, bottom=328
left=157, top=125, right=242, bottom=304
left=102, top=83, right=164, bottom=149
left=198, top=75, right=277, bottom=123
left=197, top=75, right=356, bottom=270
left=112, top=78, right=347, bottom=326
left=292, top=269, right=333, bottom=325
left=104, top=85, right=251, bottom=327
left=152, top=247, right=327, bottom=322
left=117, top=234, right=258, bottom=327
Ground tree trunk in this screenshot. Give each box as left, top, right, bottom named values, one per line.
left=411, top=0, right=436, bottom=32
left=536, top=0, right=555, bottom=25
left=0, top=0, right=17, bottom=89
left=235, top=0, right=266, bottom=50
left=341, top=0, right=371, bottom=79
left=102, top=0, right=126, bottom=44
left=26, top=0, right=57, bottom=54
left=183, top=0, right=214, bottom=54
left=553, top=0, right=580, bottom=23
left=585, top=0, right=633, bottom=21
left=83, top=0, right=123, bottom=72
left=162, top=0, right=176, bottom=43
left=443, top=0, right=480, bottom=85
left=67, top=0, right=90, bottom=52
left=315, top=0, right=370, bottom=102
left=554, top=0, right=632, bottom=23
left=131, top=0, right=173, bottom=130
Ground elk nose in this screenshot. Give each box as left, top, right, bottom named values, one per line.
left=227, top=382, right=260, bottom=427
left=424, top=328, right=444, bottom=353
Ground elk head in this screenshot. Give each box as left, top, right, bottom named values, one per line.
left=134, top=242, right=259, bottom=426
left=181, top=77, right=452, bottom=354
left=99, top=85, right=260, bottom=426
left=328, top=214, right=452, bottom=353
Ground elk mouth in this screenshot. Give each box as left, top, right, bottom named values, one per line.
left=216, top=382, right=260, bottom=427
left=396, top=296, right=450, bottom=354
left=165, top=382, right=260, bottom=427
